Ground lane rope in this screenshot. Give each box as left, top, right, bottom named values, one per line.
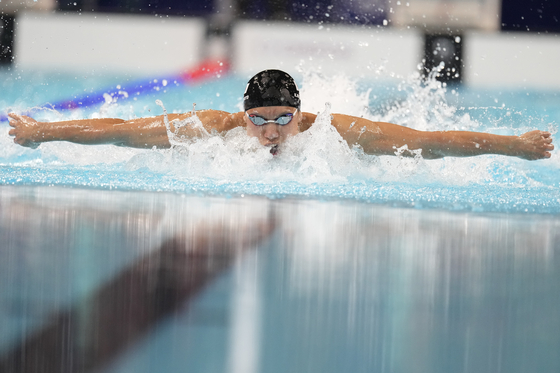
left=1, top=59, right=230, bottom=122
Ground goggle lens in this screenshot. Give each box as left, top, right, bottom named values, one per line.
left=247, top=111, right=296, bottom=126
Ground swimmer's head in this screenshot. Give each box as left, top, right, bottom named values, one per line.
left=243, top=70, right=301, bottom=111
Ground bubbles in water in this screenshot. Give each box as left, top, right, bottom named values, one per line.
left=375, top=70, right=481, bottom=133
left=299, top=70, right=370, bottom=117
left=2, top=68, right=557, bottom=212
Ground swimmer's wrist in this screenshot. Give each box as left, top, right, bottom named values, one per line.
left=30, top=121, right=55, bottom=143
left=502, top=135, right=521, bottom=156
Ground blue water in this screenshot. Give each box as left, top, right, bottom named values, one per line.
left=1, top=68, right=560, bottom=373
left=1, top=186, right=559, bottom=373
left=1, top=68, right=559, bottom=213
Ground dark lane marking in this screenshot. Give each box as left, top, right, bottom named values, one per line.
left=0, top=218, right=274, bottom=373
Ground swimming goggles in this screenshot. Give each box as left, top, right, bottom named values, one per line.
left=246, top=110, right=297, bottom=126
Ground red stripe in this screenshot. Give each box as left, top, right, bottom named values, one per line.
left=180, top=59, right=230, bottom=84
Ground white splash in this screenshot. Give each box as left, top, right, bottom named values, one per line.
left=2, top=69, right=555, bottom=191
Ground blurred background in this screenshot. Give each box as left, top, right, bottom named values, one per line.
left=6, top=0, right=559, bottom=30
left=1, top=0, right=559, bottom=88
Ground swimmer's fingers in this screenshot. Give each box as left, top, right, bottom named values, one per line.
left=541, top=131, right=553, bottom=144
left=541, top=131, right=555, bottom=154
left=539, top=132, right=554, bottom=157
left=7, top=113, right=40, bottom=148
left=7, top=112, right=18, bottom=122
left=8, top=113, right=21, bottom=129
left=7, top=114, right=20, bottom=139
left=8, top=113, right=36, bottom=125
left=8, top=113, right=30, bottom=130
left=518, top=130, right=554, bottom=160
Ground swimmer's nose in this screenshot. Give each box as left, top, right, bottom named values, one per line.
left=264, top=124, right=279, bottom=140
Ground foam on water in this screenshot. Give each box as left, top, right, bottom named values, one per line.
left=1, top=69, right=559, bottom=213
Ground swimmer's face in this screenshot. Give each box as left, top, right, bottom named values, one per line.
left=244, top=106, right=301, bottom=155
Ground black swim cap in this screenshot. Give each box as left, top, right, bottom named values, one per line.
left=243, top=70, right=301, bottom=111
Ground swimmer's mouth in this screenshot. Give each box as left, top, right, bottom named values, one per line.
left=269, top=144, right=279, bottom=155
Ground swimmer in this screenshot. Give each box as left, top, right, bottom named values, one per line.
left=7, top=69, right=554, bottom=160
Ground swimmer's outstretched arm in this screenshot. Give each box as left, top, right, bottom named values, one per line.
left=7, top=111, right=237, bottom=149
left=8, top=113, right=170, bottom=148
left=331, top=114, right=554, bottom=160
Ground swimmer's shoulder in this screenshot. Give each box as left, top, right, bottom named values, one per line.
left=188, top=110, right=244, bottom=133
left=222, top=111, right=246, bottom=132
left=299, top=112, right=367, bottom=133
left=300, top=111, right=317, bottom=132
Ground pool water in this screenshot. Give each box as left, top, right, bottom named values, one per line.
left=1, top=68, right=559, bottom=213
left=1, top=67, right=560, bottom=373
left=1, top=186, right=559, bottom=373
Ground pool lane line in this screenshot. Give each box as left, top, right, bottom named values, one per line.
left=0, top=216, right=274, bottom=373
left=0, top=59, right=229, bottom=123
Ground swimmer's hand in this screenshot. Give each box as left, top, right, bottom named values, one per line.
left=8, top=113, right=41, bottom=149
left=514, top=130, right=554, bottom=160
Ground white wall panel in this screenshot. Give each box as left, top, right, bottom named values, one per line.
left=12, top=13, right=560, bottom=90
left=232, top=21, right=423, bottom=81
left=464, top=31, right=560, bottom=89
left=14, top=12, right=206, bottom=74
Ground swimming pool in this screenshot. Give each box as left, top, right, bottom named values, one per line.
left=1, top=67, right=559, bottom=372
left=1, top=68, right=559, bottom=213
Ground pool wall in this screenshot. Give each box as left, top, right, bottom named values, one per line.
left=11, top=11, right=560, bottom=89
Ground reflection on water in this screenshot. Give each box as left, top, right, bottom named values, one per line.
left=0, top=186, right=559, bottom=373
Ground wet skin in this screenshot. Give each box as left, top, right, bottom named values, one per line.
left=7, top=111, right=555, bottom=160
left=243, top=106, right=301, bottom=155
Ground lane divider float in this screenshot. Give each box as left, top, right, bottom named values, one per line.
left=1, top=59, right=230, bottom=122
